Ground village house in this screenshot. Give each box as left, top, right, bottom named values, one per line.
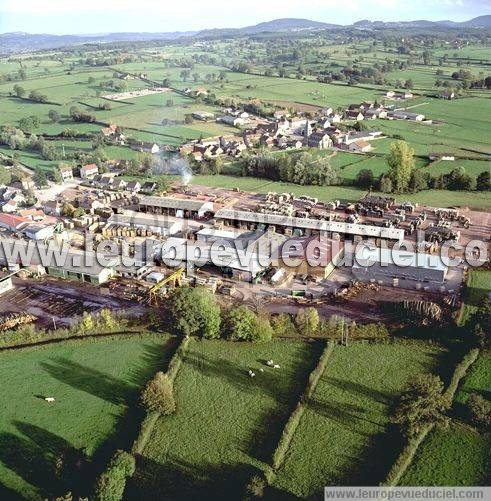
left=348, top=140, right=373, bottom=153
left=141, top=181, right=157, bottom=193
left=59, top=165, right=74, bottom=182
left=1, top=199, right=18, bottom=213
left=307, top=132, right=333, bottom=150
left=112, top=178, right=128, bottom=191
left=18, top=209, right=46, bottom=221
left=101, top=124, right=118, bottom=137
left=439, top=90, right=455, bottom=100
left=192, top=111, right=215, bottom=121
left=126, top=181, right=142, bottom=193
left=80, top=163, right=99, bottom=179
left=218, top=115, right=248, bottom=127
left=0, top=213, right=29, bottom=232
left=429, top=153, right=455, bottom=161
left=345, top=110, right=364, bottom=121
left=43, top=200, right=63, bottom=217
left=20, top=176, right=35, bottom=190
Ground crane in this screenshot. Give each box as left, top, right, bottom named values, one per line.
left=147, top=267, right=185, bottom=306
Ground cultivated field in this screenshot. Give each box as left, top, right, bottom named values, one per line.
left=0, top=333, right=173, bottom=500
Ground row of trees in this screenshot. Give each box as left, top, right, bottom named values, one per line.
left=240, top=150, right=339, bottom=186
left=356, top=165, right=490, bottom=193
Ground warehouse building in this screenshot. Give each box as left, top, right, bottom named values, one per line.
left=0, top=239, right=118, bottom=285
left=214, top=209, right=404, bottom=242
left=352, top=246, right=448, bottom=284
left=138, top=196, right=214, bottom=219
left=271, top=236, right=344, bottom=278
left=105, top=212, right=182, bottom=237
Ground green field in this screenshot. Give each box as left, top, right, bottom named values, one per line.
left=398, top=423, right=490, bottom=486
left=0, top=333, right=173, bottom=500
left=399, top=353, right=491, bottom=486
left=459, top=270, right=491, bottom=325
left=127, top=338, right=322, bottom=500
left=189, top=174, right=491, bottom=209
left=270, top=342, right=447, bottom=498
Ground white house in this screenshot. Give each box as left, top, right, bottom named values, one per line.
left=80, top=163, right=99, bottom=179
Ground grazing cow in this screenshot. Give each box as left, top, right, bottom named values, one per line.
left=248, top=370, right=256, bottom=377
left=273, top=364, right=281, bottom=369
left=266, top=360, right=274, bottom=367
left=44, top=397, right=55, bottom=402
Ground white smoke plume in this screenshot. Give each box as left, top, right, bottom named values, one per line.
left=151, top=154, right=193, bottom=185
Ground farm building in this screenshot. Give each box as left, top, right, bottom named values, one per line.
left=214, top=209, right=404, bottom=242
left=138, top=196, right=214, bottom=219
left=352, top=246, right=448, bottom=284
left=105, top=212, right=182, bottom=237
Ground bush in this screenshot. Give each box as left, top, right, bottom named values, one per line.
left=246, top=474, right=266, bottom=498
left=251, top=315, right=273, bottom=343
left=271, top=313, right=297, bottom=337
left=140, top=372, right=176, bottom=415
left=94, top=450, right=135, bottom=501
left=467, top=393, right=491, bottom=429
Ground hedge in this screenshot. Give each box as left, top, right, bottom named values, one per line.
left=382, top=347, right=481, bottom=486
left=131, top=336, right=192, bottom=455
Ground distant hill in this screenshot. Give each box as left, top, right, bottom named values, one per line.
left=1, top=15, right=490, bottom=54
left=353, top=15, right=491, bottom=29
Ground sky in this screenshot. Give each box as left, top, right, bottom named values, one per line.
left=0, top=0, right=489, bottom=34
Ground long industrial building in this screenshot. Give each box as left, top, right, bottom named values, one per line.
left=138, top=196, right=214, bottom=219
left=214, top=209, right=404, bottom=242
left=352, top=247, right=448, bottom=284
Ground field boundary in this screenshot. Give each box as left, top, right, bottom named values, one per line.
left=252, top=341, right=335, bottom=486
left=382, top=347, right=480, bottom=486
left=131, top=335, right=192, bottom=455
left=0, top=326, right=158, bottom=352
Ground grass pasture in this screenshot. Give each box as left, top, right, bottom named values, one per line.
left=459, top=270, right=491, bottom=326
left=127, top=338, right=322, bottom=500
left=189, top=174, right=491, bottom=209
left=399, top=353, right=491, bottom=487
left=269, top=342, right=447, bottom=498
left=0, top=333, right=173, bottom=500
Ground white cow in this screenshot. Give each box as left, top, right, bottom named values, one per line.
left=248, top=370, right=256, bottom=378
left=44, top=397, right=55, bottom=402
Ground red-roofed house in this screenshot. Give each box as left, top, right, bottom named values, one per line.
left=0, top=213, right=30, bottom=232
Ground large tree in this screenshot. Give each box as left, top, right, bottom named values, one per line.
left=167, top=286, right=221, bottom=339
left=386, top=140, right=415, bottom=193
left=393, top=374, right=449, bottom=436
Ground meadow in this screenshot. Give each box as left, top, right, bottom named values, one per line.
left=126, top=338, right=322, bottom=500
left=0, top=333, right=173, bottom=500
left=269, top=342, right=447, bottom=498
left=459, top=270, right=491, bottom=325
left=399, top=353, right=490, bottom=487
left=189, top=174, right=491, bottom=209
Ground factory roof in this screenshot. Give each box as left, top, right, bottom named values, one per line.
left=214, top=209, right=404, bottom=241
left=354, top=246, right=447, bottom=271
left=108, top=212, right=183, bottom=229
left=138, top=196, right=214, bottom=212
